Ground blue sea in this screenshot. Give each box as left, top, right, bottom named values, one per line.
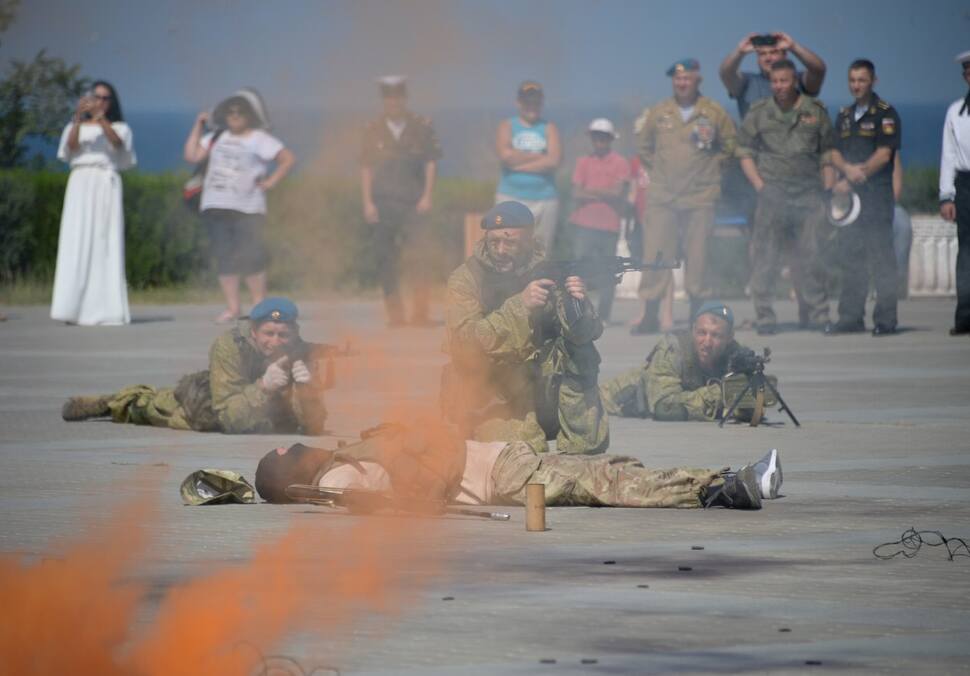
left=30, top=103, right=949, bottom=176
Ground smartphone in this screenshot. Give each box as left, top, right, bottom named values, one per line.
left=80, top=89, right=95, bottom=120
left=751, top=34, right=778, bottom=47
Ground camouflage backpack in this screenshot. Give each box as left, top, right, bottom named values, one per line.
left=173, top=370, right=221, bottom=432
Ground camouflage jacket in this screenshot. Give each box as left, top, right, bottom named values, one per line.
left=442, top=238, right=603, bottom=430
left=204, top=327, right=327, bottom=434
left=645, top=331, right=742, bottom=421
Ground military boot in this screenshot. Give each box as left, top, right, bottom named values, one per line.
left=62, top=395, right=112, bottom=421
left=703, top=465, right=762, bottom=510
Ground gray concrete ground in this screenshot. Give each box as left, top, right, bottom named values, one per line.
left=1, top=296, right=969, bottom=674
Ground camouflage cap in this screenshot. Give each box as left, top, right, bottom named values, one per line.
left=180, top=469, right=257, bottom=505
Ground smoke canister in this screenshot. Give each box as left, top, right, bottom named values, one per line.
left=526, top=483, right=546, bottom=531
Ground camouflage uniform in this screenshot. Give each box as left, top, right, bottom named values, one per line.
left=107, top=327, right=327, bottom=434
left=442, top=238, right=609, bottom=455
left=599, top=331, right=742, bottom=421
left=636, top=97, right=737, bottom=303
left=737, top=95, right=835, bottom=330
left=490, top=441, right=721, bottom=508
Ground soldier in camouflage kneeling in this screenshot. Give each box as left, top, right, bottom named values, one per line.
left=61, top=297, right=329, bottom=435
left=600, top=301, right=774, bottom=422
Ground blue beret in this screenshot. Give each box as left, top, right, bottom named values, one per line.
left=692, top=300, right=734, bottom=328
left=481, top=201, right=535, bottom=230
left=666, top=58, right=700, bottom=76
left=250, top=297, right=299, bottom=324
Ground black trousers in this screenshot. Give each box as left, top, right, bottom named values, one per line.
left=954, top=171, right=970, bottom=331
left=836, top=187, right=897, bottom=330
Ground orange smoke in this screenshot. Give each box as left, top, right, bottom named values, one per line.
left=0, top=499, right=436, bottom=675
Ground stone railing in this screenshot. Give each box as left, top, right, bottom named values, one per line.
left=908, top=215, right=957, bottom=297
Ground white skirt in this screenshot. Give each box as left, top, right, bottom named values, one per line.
left=50, top=166, right=131, bottom=326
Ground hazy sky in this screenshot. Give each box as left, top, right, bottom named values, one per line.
left=4, top=0, right=969, bottom=114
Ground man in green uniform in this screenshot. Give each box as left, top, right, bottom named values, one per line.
left=632, top=58, right=737, bottom=334
left=254, top=417, right=783, bottom=510
left=442, top=201, right=609, bottom=455
left=61, top=297, right=329, bottom=435
left=360, top=75, right=442, bottom=327
left=601, top=301, right=768, bottom=421
left=738, top=59, right=836, bottom=335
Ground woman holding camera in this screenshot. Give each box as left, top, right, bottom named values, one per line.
left=51, top=80, right=136, bottom=326
left=183, top=89, right=294, bottom=323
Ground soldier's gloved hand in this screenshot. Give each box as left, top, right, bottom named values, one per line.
left=291, top=359, right=312, bottom=384
left=260, top=356, right=291, bottom=393
left=521, top=279, right=555, bottom=310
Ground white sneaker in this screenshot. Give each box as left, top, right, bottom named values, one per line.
left=752, top=448, right=782, bottom=499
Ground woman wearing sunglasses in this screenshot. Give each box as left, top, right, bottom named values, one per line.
left=183, top=89, right=294, bottom=323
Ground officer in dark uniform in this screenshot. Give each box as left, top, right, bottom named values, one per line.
left=360, top=75, right=442, bottom=327
left=827, top=59, right=901, bottom=336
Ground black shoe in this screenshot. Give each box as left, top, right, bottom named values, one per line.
left=824, top=321, right=865, bottom=336
left=703, top=466, right=762, bottom=510
left=756, top=324, right=777, bottom=336
left=871, top=325, right=897, bottom=337
left=949, top=326, right=970, bottom=336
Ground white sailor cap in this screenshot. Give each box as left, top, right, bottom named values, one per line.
left=377, top=75, right=408, bottom=96
left=956, top=50, right=970, bottom=66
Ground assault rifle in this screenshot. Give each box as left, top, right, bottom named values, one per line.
left=283, top=340, right=356, bottom=391
left=529, top=253, right=680, bottom=324
left=285, top=484, right=511, bottom=521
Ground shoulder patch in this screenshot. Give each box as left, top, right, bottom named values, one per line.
left=748, top=98, right=770, bottom=113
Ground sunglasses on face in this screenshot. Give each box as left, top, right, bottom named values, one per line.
left=226, top=108, right=244, bottom=116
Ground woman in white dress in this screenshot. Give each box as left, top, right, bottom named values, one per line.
left=51, top=80, right=136, bottom=326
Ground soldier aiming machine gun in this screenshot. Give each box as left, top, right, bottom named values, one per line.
left=719, top=347, right=800, bottom=428
left=530, top=253, right=681, bottom=323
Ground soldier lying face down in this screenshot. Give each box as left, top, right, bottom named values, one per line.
left=599, top=301, right=775, bottom=422
left=254, top=416, right=783, bottom=511
left=62, top=297, right=330, bottom=435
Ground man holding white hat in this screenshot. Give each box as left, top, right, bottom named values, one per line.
left=632, top=59, right=737, bottom=334
left=940, top=50, right=970, bottom=336
left=568, top=117, right=631, bottom=322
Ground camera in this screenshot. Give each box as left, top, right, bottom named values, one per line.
left=750, top=34, right=778, bottom=48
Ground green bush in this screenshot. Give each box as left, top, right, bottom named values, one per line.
left=899, top=166, right=940, bottom=214
left=0, top=169, right=496, bottom=292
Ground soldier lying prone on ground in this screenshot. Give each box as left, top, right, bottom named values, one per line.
left=61, top=297, right=330, bottom=435
left=253, top=416, right=782, bottom=511
left=600, top=301, right=774, bottom=422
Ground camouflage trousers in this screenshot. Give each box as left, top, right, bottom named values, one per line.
left=599, top=366, right=650, bottom=418
left=490, top=441, right=720, bottom=508
left=472, top=367, right=609, bottom=456
left=107, top=385, right=192, bottom=431
left=750, top=187, right=832, bottom=329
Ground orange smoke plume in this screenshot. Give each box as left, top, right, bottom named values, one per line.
left=0, top=499, right=436, bottom=675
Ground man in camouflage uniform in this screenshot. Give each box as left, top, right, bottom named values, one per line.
left=601, top=301, right=765, bottom=422
left=61, top=297, right=329, bottom=435
left=442, top=201, right=609, bottom=455
left=254, top=415, right=783, bottom=510
left=738, top=59, right=836, bottom=335
left=360, top=75, right=442, bottom=327
left=633, top=58, right=737, bottom=334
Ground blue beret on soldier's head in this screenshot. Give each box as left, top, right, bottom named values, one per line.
left=481, top=201, right=536, bottom=230
left=692, top=300, right=734, bottom=329
left=250, top=297, right=299, bottom=325
left=666, top=58, right=700, bottom=77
